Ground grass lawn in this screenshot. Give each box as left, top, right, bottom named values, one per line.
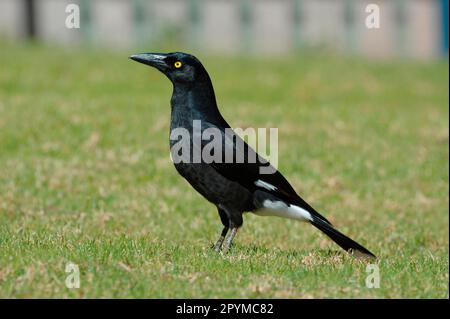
left=0, top=41, right=448, bottom=298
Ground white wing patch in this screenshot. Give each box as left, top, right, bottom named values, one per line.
left=254, top=200, right=312, bottom=222
left=255, top=180, right=277, bottom=191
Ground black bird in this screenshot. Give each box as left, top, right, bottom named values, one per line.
left=130, top=52, right=376, bottom=259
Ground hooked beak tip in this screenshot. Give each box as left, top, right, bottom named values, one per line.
left=129, top=54, right=143, bottom=63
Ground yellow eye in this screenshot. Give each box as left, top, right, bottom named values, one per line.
left=174, top=61, right=182, bottom=68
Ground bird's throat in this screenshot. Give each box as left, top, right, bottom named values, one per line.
left=170, top=81, right=222, bottom=126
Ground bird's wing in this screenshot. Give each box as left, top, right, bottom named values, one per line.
left=198, top=121, right=331, bottom=224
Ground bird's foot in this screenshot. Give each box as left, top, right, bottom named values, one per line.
left=221, top=227, right=238, bottom=254
left=212, top=236, right=225, bottom=252
left=221, top=242, right=232, bottom=254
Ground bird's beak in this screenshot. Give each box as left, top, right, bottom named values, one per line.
left=129, top=53, right=169, bottom=71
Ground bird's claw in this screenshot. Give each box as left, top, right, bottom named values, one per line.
left=212, top=236, right=225, bottom=252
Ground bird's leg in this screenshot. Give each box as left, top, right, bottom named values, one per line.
left=222, top=227, right=238, bottom=253
left=213, top=226, right=229, bottom=252
left=213, top=207, right=230, bottom=252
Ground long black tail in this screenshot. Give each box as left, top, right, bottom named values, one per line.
left=310, top=216, right=376, bottom=259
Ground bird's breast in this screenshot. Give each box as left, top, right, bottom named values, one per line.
left=173, top=162, right=253, bottom=212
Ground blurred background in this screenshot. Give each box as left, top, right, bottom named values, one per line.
left=0, top=0, right=448, bottom=59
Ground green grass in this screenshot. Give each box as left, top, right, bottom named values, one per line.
left=0, top=41, right=448, bottom=298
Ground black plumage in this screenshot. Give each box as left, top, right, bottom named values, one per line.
left=130, top=52, right=376, bottom=259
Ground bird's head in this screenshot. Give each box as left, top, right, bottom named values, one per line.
left=129, top=52, right=208, bottom=85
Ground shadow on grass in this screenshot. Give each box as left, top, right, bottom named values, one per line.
left=230, top=243, right=348, bottom=260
